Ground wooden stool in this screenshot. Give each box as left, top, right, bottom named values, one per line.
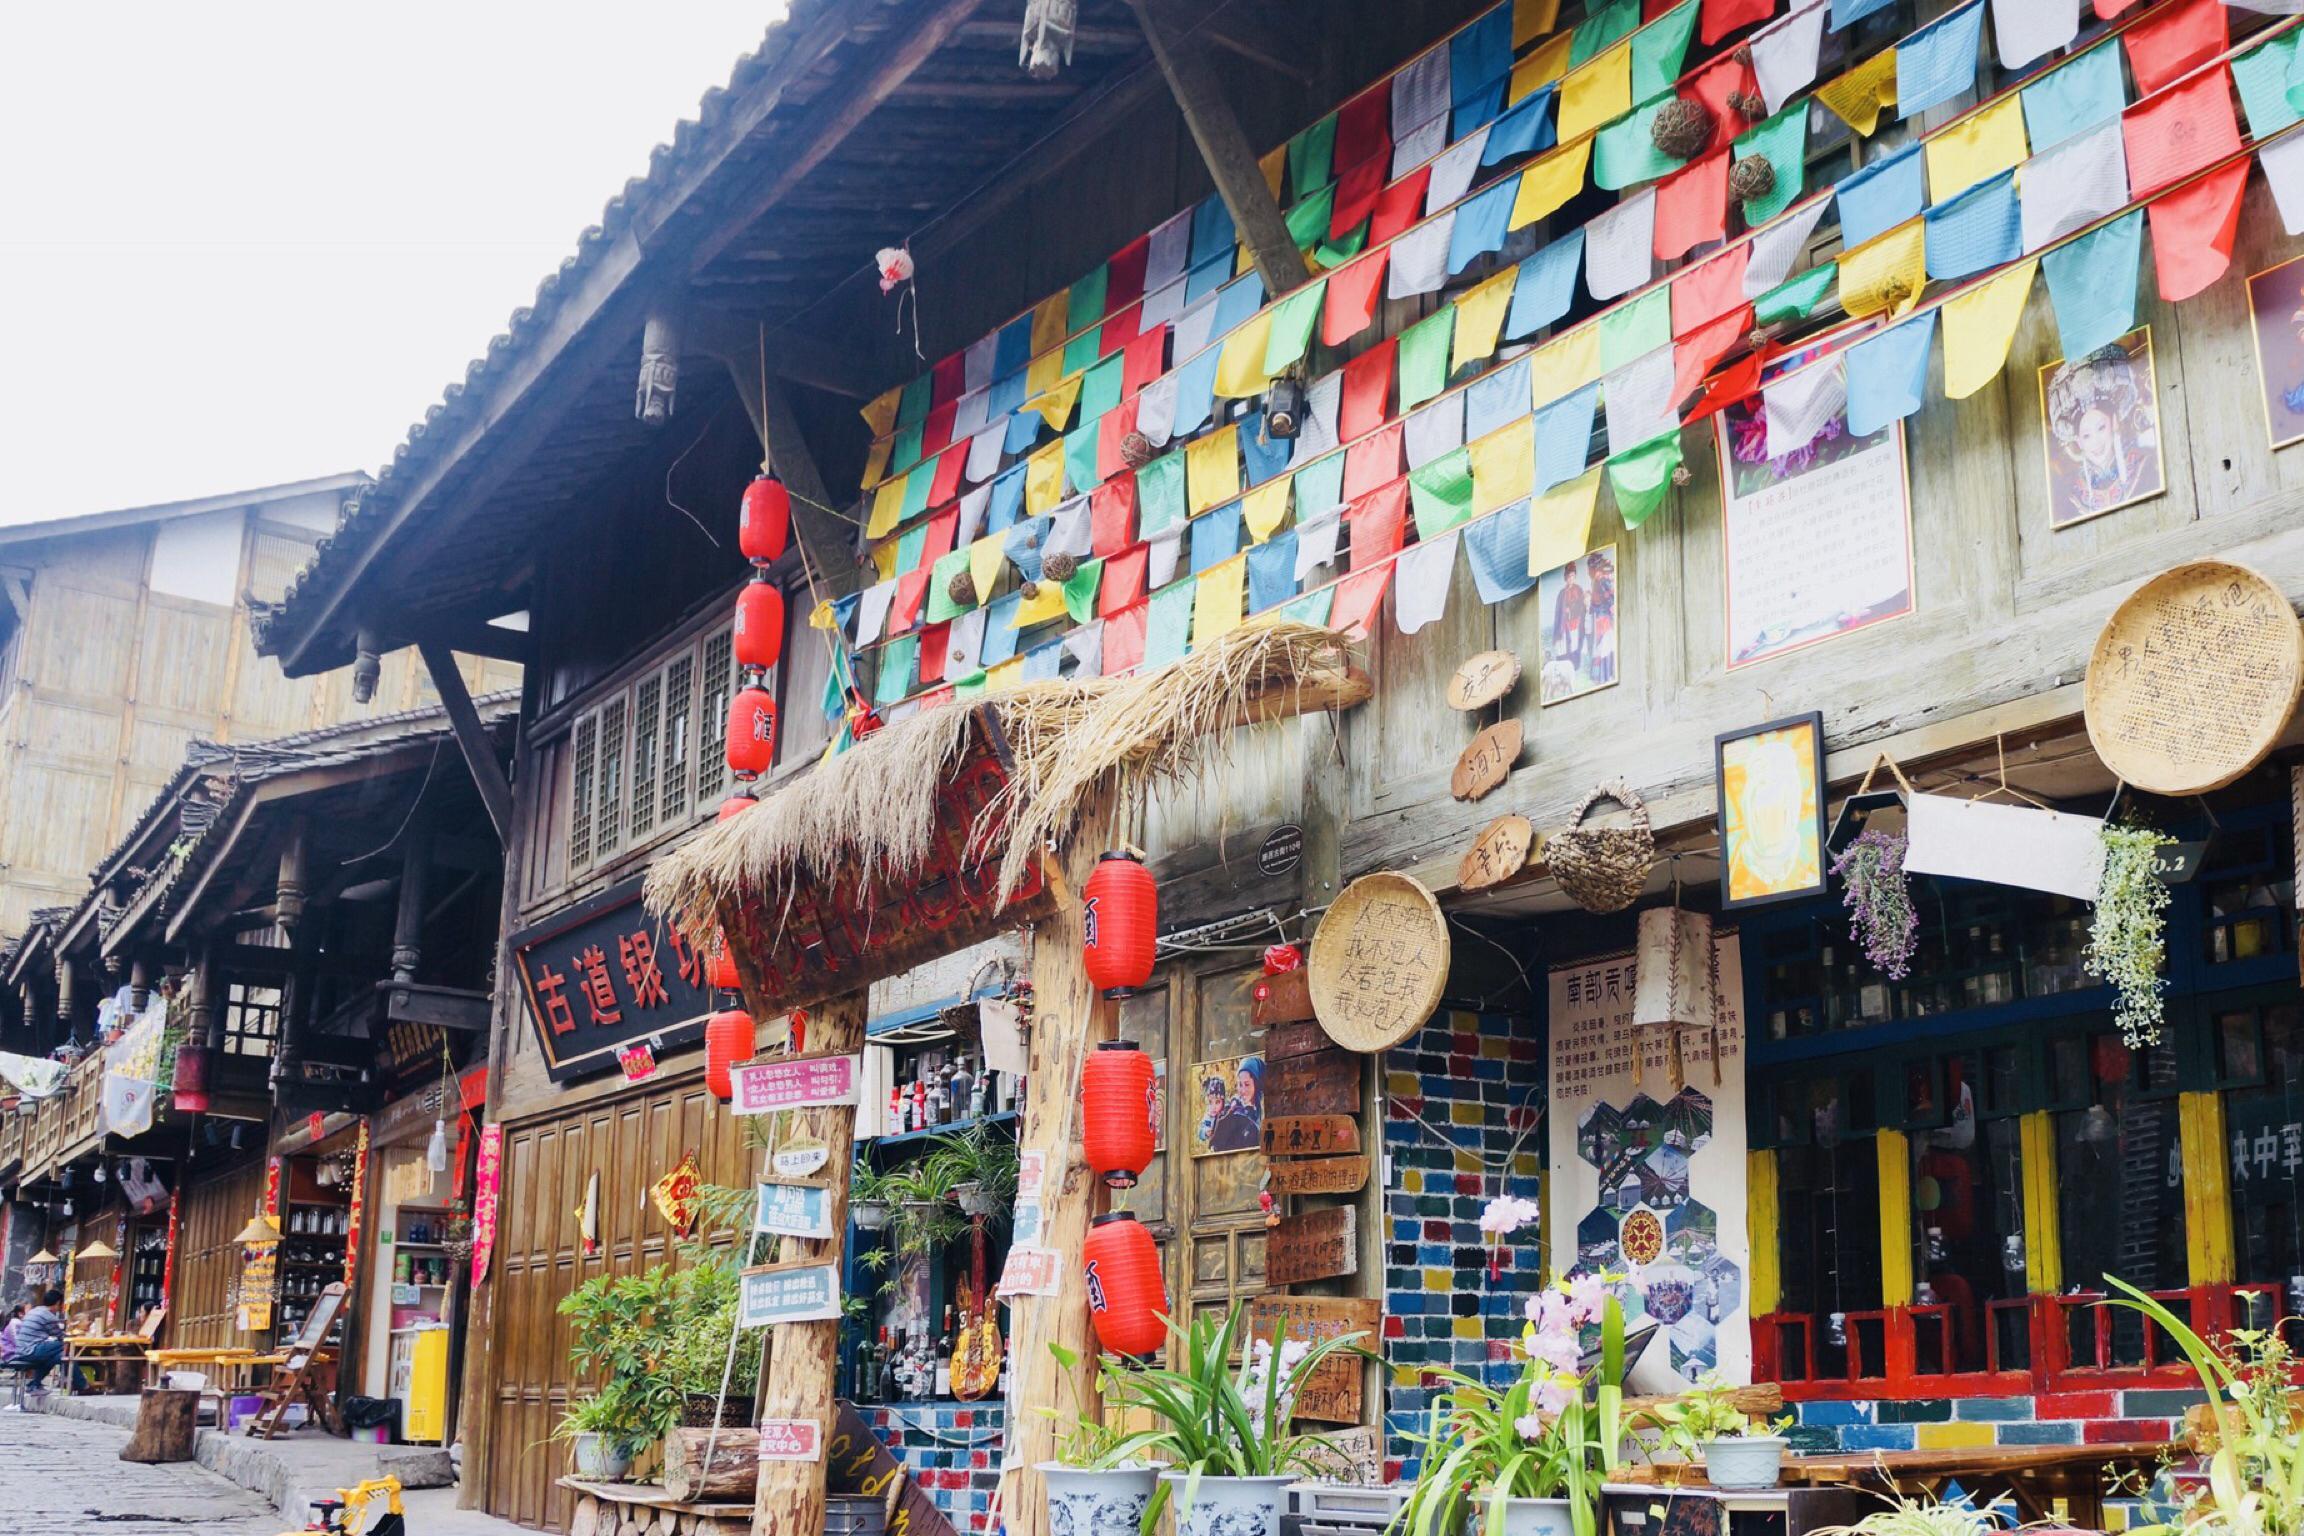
left=121, top=1387, right=200, bottom=1463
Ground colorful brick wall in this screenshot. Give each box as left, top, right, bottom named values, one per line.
left=1381, top=1009, right=1547, bottom=1482
left=1788, top=1387, right=2207, bottom=1451
left=861, top=1402, right=1005, bottom=1535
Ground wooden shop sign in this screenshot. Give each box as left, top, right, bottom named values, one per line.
left=1459, top=814, right=1534, bottom=893
left=1297, top=1425, right=1383, bottom=1486
left=1267, top=1047, right=1360, bottom=1117
left=1446, top=650, right=1521, bottom=711
left=1264, top=1155, right=1370, bottom=1196
left=1252, top=967, right=1315, bottom=1026
left=737, top=1262, right=843, bottom=1327
left=1263, top=1114, right=1360, bottom=1157
left=729, top=1053, right=860, bottom=1116
left=506, top=873, right=717, bottom=1085
left=1266, top=1206, right=1357, bottom=1285
left=1452, top=719, right=1522, bottom=802
left=1308, top=872, right=1450, bottom=1054
left=828, top=1401, right=955, bottom=1536
left=1245, top=1295, right=1379, bottom=1424
left=1262, top=1017, right=1331, bottom=1061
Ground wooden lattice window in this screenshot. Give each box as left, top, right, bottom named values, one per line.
left=568, top=714, right=598, bottom=871
left=629, top=672, right=664, bottom=840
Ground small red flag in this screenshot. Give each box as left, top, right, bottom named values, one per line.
left=1370, top=166, right=1433, bottom=245
left=1106, top=234, right=1150, bottom=315
left=928, top=443, right=967, bottom=508
left=1324, top=249, right=1390, bottom=347
left=1346, top=479, right=1409, bottom=566
left=1101, top=601, right=1148, bottom=673
left=1091, top=476, right=1137, bottom=557
left=1335, top=84, right=1391, bottom=179
left=930, top=352, right=966, bottom=407
left=1700, top=0, right=1774, bottom=48
left=1688, top=54, right=1759, bottom=154
left=2095, top=0, right=2142, bottom=19
left=1122, top=324, right=1168, bottom=399
left=1095, top=398, right=1139, bottom=483
left=2123, top=66, right=2240, bottom=196
left=1328, top=563, right=1394, bottom=641
left=917, top=621, right=951, bottom=684
left=1654, top=151, right=1729, bottom=262
left=922, top=506, right=959, bottom=566
left=921, top=399, right=957, bottom=457
left=1672, top=243, right=1751, bottom=336
left=2122, top=0, right=2224, bottom=98
left=1331, top=154, right=1389, bottom=241
left=2149, top=159, right=2248, bottom=302
left=889, top=570, right=931, bottom=635
left=1100, top=544, right=1149, bottom=618
left=1339, top=338, right=1397, bottom=438
left=1672, top=303, right=1755, bottom=404
left=1345, top=424, right=1404, bottom=500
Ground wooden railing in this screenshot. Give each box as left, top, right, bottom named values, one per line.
left=14, top=1052, right=109, bottom=1176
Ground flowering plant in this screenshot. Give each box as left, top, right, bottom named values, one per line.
left=1393, top=1275, right=1627, bottom=1536
left=2087, top=823, right=2174, bottom=1047
left=1477, top=1194, right=1542, bottom=1281
left=1830, top=829, right=1916, bottom=979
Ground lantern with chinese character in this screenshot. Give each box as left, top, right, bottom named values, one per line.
left=726, top=685, right=777, bottom=779
left=705, top=1008, right=753, bottom=1102
left=708, top=933, right=741, bottom=992
left=733, top=577, right=785, bottom=671
left=739, top=475, right=791, bottom=566
left=1081, top=1041, right=1156, bottom=1189
left=1082, top=850, right=1156, bottom=997
left=1083, top=1211, right=1166, bottom=1357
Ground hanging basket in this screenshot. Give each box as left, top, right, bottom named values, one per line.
left=1548, top=780, right=1655, bottom=913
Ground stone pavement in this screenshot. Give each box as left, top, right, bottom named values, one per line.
left=22, top=1395, right=528, bottom=1536
left=0, top=1406, right=280, bottom=1535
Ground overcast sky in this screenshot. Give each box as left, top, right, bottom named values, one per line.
left=0, top=3, right=784, bottom=526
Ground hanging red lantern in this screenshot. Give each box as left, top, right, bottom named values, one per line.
left=707, top=933, right=742, bottom=992
left=1081, top=1041, right=1157, bottom=1189
left=1261, top=943, right=1302, bottom=975
left=171, top=1041, right=212, bottom=1114
left=1082, top=850, right=1157, bottom=997
left=740, top=475, right=791, bottom=566
left=1083, top=1212, right=1167, bottom=1358
left=717, top=789, right=757, bottom=822
left=726, top=685, right=777, bottom=778
left=733, top=578, right=785, bottom=671
left=705, top=1009, right=754, bottom=1102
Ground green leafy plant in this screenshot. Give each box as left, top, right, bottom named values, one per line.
left=1810, top=1488, right=2020, bottom=1536
left=553, top=1385, right=659, bottom=1451
left=1103, top=1300, right=1372, bottom=1533
left=1039, top=1341, right=1140, bottom=1469
left=928, top=1120, right=1020, bottom=1217
left=1637, top=1371, right=1790, bottom=1464
left=2086, top=823, right=2175, bottom=1047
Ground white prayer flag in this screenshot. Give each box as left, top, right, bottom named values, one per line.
left=1405, top=393, right=1467, bottom=470
left=1046, top=497, right=1093, bottom=560
left=1061, top=620, right=1104, bottom=678
left=1427, top=129, right=1491, bottom=215
left=1294, top=511, right=1343, bottom=581
left=1394, top=531, right=1460, bottom=635
left=1751, top=3, right=1828, bottom=114
left=1148, top=528, right=1185, bottom=588
left=1602, top=344, right=1679, bottom=455
left=1763, top=358, right=1848, bottom=458
left=1140, top=275, right=1188, bottom=332
left=955, top=483, right=992, bottom=546
left=1394, top=115, right=1449, bottom=179
left=855, top=580, right=897, bottom=646
left=1744, top=196, right=1830, bottom=295
left=963, top=335, right=999, bottom=395
left=1393, top=46, right=1452, bottom=139
left=966, top=424, right=1006, bottom=483
left=2019, top=121, right=2128, bottom=253
left=2260, top=136, right=2304, bottom=235
left=946, top=608, right=989, bottom=674
left=1146, top=209, right=1193, bottom=294
left=1136, top=375, right=1180, bottom=447
left=1389, top=212, right=1458, bottom=299
left=1585, top=189, right=1656, bottom=301
left=1298, top=372, right=1342, bottom=458
left=1991, top=0, right=2077, bottom=69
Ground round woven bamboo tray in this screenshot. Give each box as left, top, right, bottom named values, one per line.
left=1308, top=872, right=1450, bottom=1053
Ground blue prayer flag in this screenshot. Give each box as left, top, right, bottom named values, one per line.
left=1831, top=0, right=1894, bottom=30
left=1189, top=194, right=1234, bottom=270
left=1835, top=144, right=1924, bottom=249
left=1240, top=412, right=1295, bottom=486
left=1897, top=0, right=1984, bottom=119
left=1453, top=5, right=1513, bottom=107
left=1020, top=639, right=1065, bottom=682
left=1464, top=500, right=1537, bottom=602
left=1466, top=358, right=1533, bottom=440
left=1534, top=384, right=1600, bottom=490
left=1214, top=272, right=1266, bottom=333
left=1004, top=407, right=1043, bottom=455
left=1923, top=172, right=2020, bottom=280
left=1506, top=229, right=1585, bottom=339
left=1453, top=83, right=1505, bottom=140
left=1190, top=502, right=1244, bottom=574
left=1248, top=532, right=1300, bottom=612
left=980, top=593, right=1023, bottom=666
left=1145, top=581, right=1196, bottom=667
left=1003, top=514, right=1050, bottom=582
left=1845, top=313, right=1935, bottom=437
left=1449, top=177, right=1520, bottom=274
left=989, top=464, right=1028, bottom=530
left=1483, top=86, right=1557, bottom=165
left=1171, top=349, right=1222, bottom=438
left=2041, top=210, right=2142, bottom=363
left=1184, top=252, right=1231, bottom=305
left=987, top=368, right=1027, bottom=420
left=994, top=315, right=1034, bottom=377
left=2020, top=43, right=2123, bottom=151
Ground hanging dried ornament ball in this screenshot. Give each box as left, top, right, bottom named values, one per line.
left=1650, top=96, right=1714, bottom=161
left=946, top=568, right=979, bottom=608
left=875, top=245, right=916, bottom=295
left=1120, top=430, right=1156, bottom=468
left=1732, top=43, right=1754, bottom=66
left=1728, top=153, right=1777, bottom=204
left=1042, top=551, right=1079, bottom=583
left=1727, top=89, right=1768, bottom=121
left=1671, top=464, right=1694, bottom=487
left=1018, top=578, right=1043, bottom=602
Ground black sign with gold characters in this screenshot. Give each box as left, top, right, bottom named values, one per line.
left=508, top=874, right=716, bottom=1083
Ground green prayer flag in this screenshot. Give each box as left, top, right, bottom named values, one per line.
left=897, top=375, right=932, bottom=428
left=1630, top=2, right=1698, bottom=100
left=1145, top=580, right=1195, bottom=667
left=895, top=521, right=929, bottom=574
left=1062, top=325, right=1103, bottom=378
left=1571, top=0, right=1638, bottom=67
left=1599, top=288, right=1671, bottom=369
left=1285, top=185, right=1336, bottom=252
left=899, top=468, right=933, bottom=526
left=1066, top=265, right=1109, bottom=332
left=1316, top=222, right=1370, bottom=269
left=1137, top=453, right=1188, bottom=535
left=1734, top=104, right=1807, bottom=226
left=1756, top=262, right=1837, bottom=327
left=1288, top=116, right=1337, bottom=202
left=1062, top=557, right=1105, bottom=623
left=890, top=424, right=924, bottom=476
left=1079, top=354, right=1124, bottom=420
left=1280, top=587, right=1336, bottom=627
left=1294, top=452, right=1345, bottom=519
left=1063, top=420, right=1102, bottom=496
left=952, top=671, right=987, bottom=700
left=1398, top=307, right=1456, bottom=409
left=2232, top=32, right=2304, bottom=137
left=1408, top=447, right=1476, bottom=540
left=1264, top=279, right=1330, bottom=375
left=1605, top=430, right=1682, bottom=529
left=875, top=634, right=919, bottom=705
left=1594, top=94, right=1687, bottom=192
left=926, top=548, right=973, bottom=623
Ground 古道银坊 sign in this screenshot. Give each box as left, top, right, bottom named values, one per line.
left=508, top=875, right=718, bottom=1084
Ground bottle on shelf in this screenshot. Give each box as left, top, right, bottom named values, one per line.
left=876, top=1328, right=898, bottom=1403
left=934, top=1306, right=955, bottom=1397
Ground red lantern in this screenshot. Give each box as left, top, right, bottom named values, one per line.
left=717, top=789, right=757, bottom=822
left=726, top=685, right=777, bottom=778
left=171, top=1041, right=212, bottom=1114
left=708, top=933, right=741, bottom=992
left=705, top=1009, right=754, bottom=1102
left=1083, top=1212, right=1167, bottom=1358
left=740, top=475, right=791, bottom=566
left=1082, top=851, right=1157, bottom=997
left=733, top=578, right=785, bottom=671
left=1262, top=943, right=1302, bottom=975
left=1081, top=1041, right=1157, bottom=1189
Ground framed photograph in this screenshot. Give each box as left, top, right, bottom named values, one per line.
left=1187, top=1055, right=1263, bottom=1157
left=2039, top=327, right=2163, bottom=528
left=2247, top=252, right=2304, bottom=450
left=1716, top=712, right=1827, bottom=910
left=1536, top=545, right=1620, bottom=706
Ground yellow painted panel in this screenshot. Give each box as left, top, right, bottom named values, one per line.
left=2020, top=1111, right=2062, bottom=1294
left=2178, top=1092, right=2235, bottom=1285
left=1747, top=1149, right=1782, bottom=1316
left=1877, top=1127, right=1914, bottom=1307
left=1915, top=1420, right=1998, bottom=1450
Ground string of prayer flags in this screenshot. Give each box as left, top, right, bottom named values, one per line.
left=1734, top=104, right=1808, bottom=224
left=1838, top=219, right=1926, bottom=319
left=1559, top=42, right=1633, bottom=141
left=1395, top=530, right=1461, bottom=635
left=1454, top=267, right=1521, bottom=369
left=1399, top=307, right=1457, bottom=408
left=2020, top=42, right=2124, bottom=153
left=1530, top=465, right=1602, bottom=569
left=2122, top=0, right=2226, bottom=100
left=1993, top=0, right=2078, bottom=70
left=1941, top=256, right=2037, bottom=399
left=1745, top=196, right=1830, bottom=293
left=2123, top=67, right=2240, bottom=197
left=1763, top=357, right=1847, bottom=458
left=1924, top=171, right=2021, bottom=280
left=2020, top=121, right=2128, bottom=252
left=2147, top=160, right=2247, bottom=303
left=1409, top=447, right=1477, bottom=538
left=1655, top=151, right=1729, bottom=260
left=1836, top=143, right=1924, bottom=249
left=1896, top=0, right=1984, bottom=119
left=1535, top=383, right=1602, bottom=490
left=1596, top=94, right=1689, bottom=190
left=1925, top=94, right=2027, bottom=202
left=2233, top=31, right=2304, bottom=137
left=1752, top=2, right=1828, bottom=113
left=1604, top=429, right=1682, bottom=528
left=1631, top=2, right=1699, bottom=98
left=2261, top=133, right=2304, bottom=236
left=1585, top=188, right=1657, bottom=300
left=1818, top=47, right=1898, bottom=136
left=1845, top=310, right=1937, bottom=435
left=1702, top=0, right=1774, bottom=45
left=1511, top=139, right=1592, bottom=229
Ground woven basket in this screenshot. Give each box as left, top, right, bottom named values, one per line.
left=1548, top=780, right=1655, bottom=913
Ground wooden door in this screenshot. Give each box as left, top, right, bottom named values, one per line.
left=172, top=1157, right=266, bottom=1352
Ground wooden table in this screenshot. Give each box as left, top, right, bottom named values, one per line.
left=143, top=1349, right=287, bottom=1428
left=1770, top=1442, right=2173, bottom=1526
left=63, top=1334, right=153, bottom=1394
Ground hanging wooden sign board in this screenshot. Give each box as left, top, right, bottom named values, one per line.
left=1266, top=1207, right=1357, bottom=1285
left=1267, top=1048, right=1360, bottom=1117
left=1265, top=1155, right=1370, bottom=1196
left=1459, top=814, right=1534, bottom=892
left=1446, top=650, right=1521, bottom=711
left=1244, top=1295, right=1380, bottom=1424
left=1452, top=720, right=1523, bottom=801
left=1251, top=968, right=1316, bottom=1027
left=1263, top=1018, right=1331, bottom=1061
left=1263, top=1114, right=1360, bottom=1157
left=1308, top=872, right=1450, bottom=1053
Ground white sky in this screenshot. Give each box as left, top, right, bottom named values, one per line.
left=0, top=3, right=786, bottom=526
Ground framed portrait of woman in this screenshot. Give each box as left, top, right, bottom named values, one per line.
left=2038, top=327, right=2164, bottom=529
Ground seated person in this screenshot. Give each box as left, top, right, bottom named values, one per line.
left=3, top=1289, right=67, bottom=1388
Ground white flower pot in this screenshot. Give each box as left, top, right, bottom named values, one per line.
left=1159, top=1471, right=1294, bottom=1536
left=568, top=1432, right=633, bottom=1481
left=1469, top=1496, right=1578, bottom=1536
left=1040, top=1462, right=1156, bottom=1536
left=1702, top=1435, right=1787, bottom=1489
left=852, top=1199, right=893, bottom=1231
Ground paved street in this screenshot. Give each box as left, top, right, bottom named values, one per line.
left=0, top=1408, right=284, bottom=1535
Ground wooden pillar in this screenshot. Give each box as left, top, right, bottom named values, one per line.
left=2016, top=1111, right=2063, bottom=1294
left=2177, top=1091, right=2236, bottom=1286
left=1875, top=1127, right=1914, bottom=1308
left=276, top=818, right=310, bottom=933
left=749, top=988, right=868, bottom=1536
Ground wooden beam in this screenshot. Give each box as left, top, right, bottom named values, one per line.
left=418, top=644, right=515, bottom=847
left=715, top=346, right=864, bottom=578
left=1201, top=0, right=1316, bottom=86
left=1126, top=0, right=1308, bottom=295
left=405, top=618, right=530, bottom=665
left=691, top=306, right=878, bottom=402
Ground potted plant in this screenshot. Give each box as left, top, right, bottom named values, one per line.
left=850, top=1158, right=898, bottom=1232
left=1395, top=1275, right=1629, bottom=1536
left=1639, top=1371, right=1791, bottom=1490
left=1103, top=1299, right=1371, bottom=1536
left=931, top=1121, right=1018, bottom=1220
left=555, top=1387, right=650, bottom=1481
left=1035, top=1341, right=1159, bottom=1536
left=1810, top=1489, right=2017, bottom=1536
left=659, top=1261, right=761, bottom=1428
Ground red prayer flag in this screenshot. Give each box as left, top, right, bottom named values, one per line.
left=1107, top=234, right=1150, bottom=314
left=918, top=621, right=951, bottom=684
left=1688, top=55, right=1758, bottom=155
left=2123, top=67, right=2240, bottom=196
left=2122, top=0, right=2225, bottom=98
left=1339, top=338, right=1397, bottom=438
left=919, top=685, right=955, bottom=709
left=1655, top=152, right=1729, bottom=262
left=890, top=570, right=931, bottom=634
left=931, top=352, right=967, bottom=407
left=1345, top=425, right=1405, bottom=500
left=1701, top=0, right=1775, bottom=46
left=1672, top=303, right=1754, bottom=404
left=1101, top=544, right=1150, bottom=617
left=1371, top=166, right=1433, bottom=245
left=1328, top=564, right=1393, bottom=641
left=1682, top=349, right=1765, bottom=426
left=1097, top=398, right=1140, bottom=483
left=1101, top=601, right=1148, bottom=674
left=1336, top=83, right=1391, bottom=177
left=1672, top=243, right=1751, bottom=336
left=1122, top=325, right=1169, bottom=398
left=928, top=443, right=968, bottom=508
left=1332, top=154, right=1390, bottom=241
left=1346, top=479, right=1409, bottom=565
left=922, top=507, right=960, bottom=566
left=2095, top=0, right=2142, bottom=19
left=922, top=399, right=957, bottom=457
left=1324, top=249, right=1391, bottom=346
left=2148, top=159, right=2248, bottom=302
left=1091, top=477, right=1138, bottom=556
left=1101, top=302, right=1139, bottom=355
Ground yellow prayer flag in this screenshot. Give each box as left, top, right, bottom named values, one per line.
left=1215, top=311, right=1278, bottom=398
left=861, top=435, right=893, bottom=492
left=1512, top=33, right=1575, bottom=105
left=1453, top=267, right=1521, bottom=373
left=1837, top=219, right=1927, bottom=320
left=867, top=480, right=906, bottom=540
left=968, top=536, right=1007, bottom=606
left=1013, top=578, right=1067, bottom=627
left=1237, top=242, right=1256, bottom=278
left=1527, top=325, right=1602, bottom=407
left=1031, top=376, right=1083, bottom=432
left=1192, top=556, right=1248, bottom=647
left=986, top=656, right=1026, bottom=692
left=808, top=599, right=836, bottom=630
left=1242, top=476, right=1292, bottom=544
left=1187, top=424, right=1241, bottom=515
left=872, top=541, right=898, bottom=582
left=862, top=386, right=901, bottom=438
left=1260, top=145, right=1287, bottom=200
left=1026, top=347, right=1065, bottom=400
left=1469, top=418, right=1537, bottom=516
left=1528, top=467, right=1601, bottom=575
left=1510, top=140, right=1591, bottom=230
left=1942, top=258, right=2037, bottom=400
left=1816, top=48, right=1897, bottom=137
left=1514, top=0, right=1562, bottom=47
left=1030, top=293, right=1068, bottom=355
left=1557, top=41, right=1631, bottom=143
left=1925, top=94, right=2028, bottom=203
left=1026, top=442, right=1067, bottom=515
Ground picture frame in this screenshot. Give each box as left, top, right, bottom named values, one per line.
left=2037, top=326, right=2163, bottom=529
left=2246, top=252, right=2304, bottom=451
left=1715, top=712, right=1828, bottom=910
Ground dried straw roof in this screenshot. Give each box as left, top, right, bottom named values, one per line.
left=643, top=620, right=1364, bottom=937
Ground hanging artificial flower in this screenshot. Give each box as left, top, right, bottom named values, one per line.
left=2086, top=822, right=2175, bottom=1048
left=1478, top=1193, right=1541, bottom=1281
left=876, top=245, right=916, bottom=295
left=1830, top=828, right=1917, bottom=979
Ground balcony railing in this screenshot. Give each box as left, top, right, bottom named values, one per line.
left=11, top=1052, right=115, bottom=1178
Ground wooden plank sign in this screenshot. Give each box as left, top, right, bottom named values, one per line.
left=1447, top=650, right=1521, bottom=711
left=1459, top=814, right=1534, bottom=892
left=738, top=1262, right=842, bottom=1327
left=1264, top=1155, right=1370, bottom=1196
left=1452, top=719, right=1523, bottom=801
left=753, top=1180, right=834, bottom=1240
left=730, top=1053, right=860, bottom=1116
left=1266, top=1206, right=1357, bottom=1285
left=1262, top=1017, right=1330, bottom=1061
left=1267, top=1047, right=1360, bottom=1117
left=1296, top=1425, right=1383, bottom=1485
left=1263, top=1114, right=1360, bottom=1157
left=1251, top=967, right=1315, bottom=1026
left=1244, top=1295, right=1380, bottom=1424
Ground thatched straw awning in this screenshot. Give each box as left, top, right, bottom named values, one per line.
left=642, top=621, right=1368, bottom=1014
